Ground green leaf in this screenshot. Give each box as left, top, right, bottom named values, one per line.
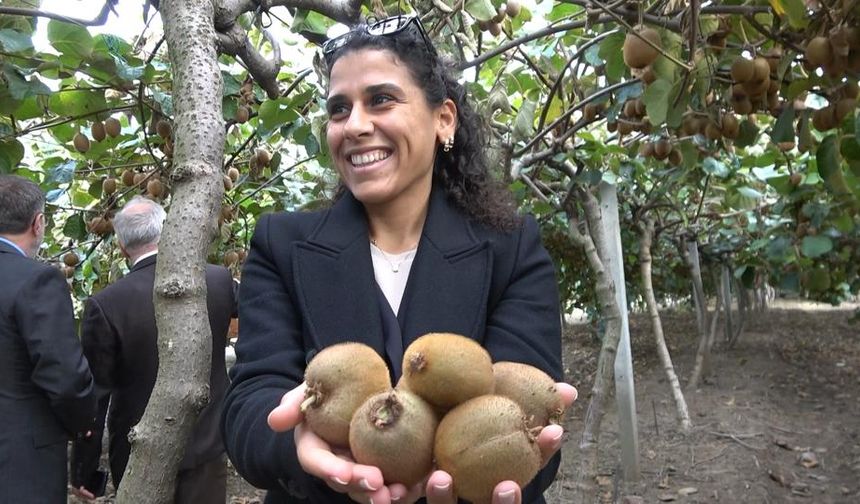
left=47, top=20, right=93, bottom=60
left=770, top=104, right=795, bottom=143
left=783, top=0, right=809, bottom=29
left=841, top=135, right=860, bottom=161
left=833, top=213, right=854, bottom=233
left=702, top=156, right=729, bottom=177
left=0, top=29, right=33, bottom=52
left=47, top=160, right=76, bottom=184
left=786, top=78, right=811, bottom=100
left=801, top=235, right=833, bottom=258
left=152, top=89, right=173, bottom=116
left=737, top=186, right=763, bottom=199
left=0, top=139, right=25, bottom=173
left=48, top=88, right=107, bottom=117
left=63, top=213, right=88, bottom=242
left=291, top=9, right=333, bottom=35
left=598, top=32, right=626, bottom=82
left=465, top=0, right=498, bottom=21
left=641, top=78, right=673, bottom=125
left=855, top=112, right=860, bottom=144
left=258, top=99, right=300, bottom=132
left=735, top=120, right=760, bottom=148
left=513, top=96, right=537, bottom=142
left=1, top=64, right=50, bottom=100
left=816, top=134, right=842, bottom=184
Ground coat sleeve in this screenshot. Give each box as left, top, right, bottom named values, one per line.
left=221, top=214, right=313, bottom=495
left=483, top=215, right=564, bottom=504
left=16, top=267, right=95, bottom=435
left=71, top=297, right=117, bottom=488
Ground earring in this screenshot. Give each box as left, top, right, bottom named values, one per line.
left=442, top=136, right=454, bottom=152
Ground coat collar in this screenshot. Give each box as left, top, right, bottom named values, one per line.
left=0, top=237, right=26, bottom=257
left=130, top=254, right=157, bottom=273
left=293, top=185, right=493, bottom=370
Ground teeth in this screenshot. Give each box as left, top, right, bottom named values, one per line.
left=351, top=150, right=390, bottom=166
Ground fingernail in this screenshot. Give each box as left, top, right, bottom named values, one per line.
left=391, top=496, right=401, bottom=502
left=498, top=489, right=516, bottom=504
left=434, top=482, right=451, bottom=492
left=359, top=478, right=378, bottom=491
left=550, top=425, right=564, bottom=442
left=329, top=476, right=349, bottom=485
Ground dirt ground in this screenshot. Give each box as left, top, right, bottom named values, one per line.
left=70, top=301, right=860, bottom=503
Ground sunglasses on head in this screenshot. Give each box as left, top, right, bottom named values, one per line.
left=322, top=15, right=436, bottom=61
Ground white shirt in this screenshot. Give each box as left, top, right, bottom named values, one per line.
left=370, top=244, right=417, bottom=315
left=132, top=250, right=159, bottom=267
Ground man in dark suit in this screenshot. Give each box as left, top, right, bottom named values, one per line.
left=0, top=174, right=96, bottom=503
left=71, top=195, right=237, bottom=503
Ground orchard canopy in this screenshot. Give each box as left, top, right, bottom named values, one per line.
left=1, top=0, right=858, bottom=318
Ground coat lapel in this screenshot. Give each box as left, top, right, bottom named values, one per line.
left=292, top=194, right=386, bottom=357
left=399, top=188, right=493, bottom=349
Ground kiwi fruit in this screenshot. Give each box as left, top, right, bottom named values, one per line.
left=667, top=147, right=683, bottom=166
left=622, top=26, right=661, bottom=69
left=834, top=98, right=855, bottom=123
left=92, top=121, right=106, bottom=142
left=638, top=141, right=655, bottom=158
left=223, top=175, right=234, bottom=191
left=349, top=390, right=438, bottom=486
left=790, top=172, right=803, bottom=186
left=63, top=252, right=79, bottom=267
left=623, top=100, right=638, bottom=118
left=505, top=0, right=521, bottom=18
left=255, top=148, right=271, bottom=167
left=156, top=119, right=173, bottom=140
left=732, top=97, right=753, bottom=115
left=103, top=177, right=117, bottom=196
left=400, top=333, right=494, bottom=410
left=121, top=169, right=135, bottom=187
left=227, top=167, right=240, bottom=182
left=812, top=106, right=835, bottom=131
left=88, top=216, right=113, bottom=236
left=104, top=117, right=121, bottom=138
left=721, top=114, right=739, bottom=139
left=235, top=105, right=250, bottom=123
left=492, top=362, right=564, bottom=429
left=653, top=139, right=672, bottom=160
left=805, top=36, right=833, bottom=68
left=830, top=27, right=851, bottom=57
left=488, top=22, right=502, bottom=37
left=617, top=120, right=635, bottom=136
left=583, top=103, right=601, bottom=122
left=73, top=133, right=90, bottom=153
left=730, top=57, right=755, bottom=83
left=302, top=342, right=392, bottom=447
left=704, top=122, right=722, bottom=141
left=146, top=179, right=164, bottom=198
left=764, top=47, right=782, bottom=73
left=434, top=395, right=541, bottom=504
left=224, top=250, right=239, bottom=267
left=133, top=172, right=147, bottom=187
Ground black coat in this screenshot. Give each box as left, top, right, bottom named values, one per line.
left=223, top=188, right=564, bottom=503
left=0, top=240, right=95, bottom=503
left=71, top=255, right=237, bottom=490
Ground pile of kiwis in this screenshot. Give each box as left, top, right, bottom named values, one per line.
left=616, top=98, right=651, bottom=136
left=476, top=0, right=522, bottom=38
left=803, top=26, right=860, bottom=79
left=301, top=333, right=566, bottom=504
left=72, top=117, right=122, bottom=154
left=235, top=79, right=255, bottom=124
left=638, top=137, right=682, bottom=166
left=811, top=81, right=858, bottom=132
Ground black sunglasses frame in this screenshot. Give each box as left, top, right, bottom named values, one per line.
left=322, top=15, right=436, bottom=62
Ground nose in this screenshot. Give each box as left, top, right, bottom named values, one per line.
left=343, top=104, right=373, bottom=139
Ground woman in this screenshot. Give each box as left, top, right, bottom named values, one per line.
left=222, top=15, right=577, bottom=504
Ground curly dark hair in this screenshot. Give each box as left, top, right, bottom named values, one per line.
left=323, top=17, right=520, bottom=232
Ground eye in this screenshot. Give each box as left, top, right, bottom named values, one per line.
left=327, top=102, right=349, bottom=119
left=371, top=94, right=394, bottom=106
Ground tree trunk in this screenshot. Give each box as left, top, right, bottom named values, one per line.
left=685, top=240, right=710, bottom=390
left=638, top=219, right=691, bottom=432
left=729, top=277, right=747, bottom=348
left=564, top=187, right=624, bottom=494
left=721, top=264, right=733, bottom=345
left=116, top=0, right=225, bottom=502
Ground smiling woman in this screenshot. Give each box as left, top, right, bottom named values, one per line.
left=221, top=13, right=575, bottom=504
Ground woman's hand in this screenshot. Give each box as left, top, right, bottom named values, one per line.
left=424, top=382, right=578, bottom=504
left=268, top=383, right=391, bottom=504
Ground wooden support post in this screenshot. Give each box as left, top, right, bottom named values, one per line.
left=599, top=182, right=640, bottom=481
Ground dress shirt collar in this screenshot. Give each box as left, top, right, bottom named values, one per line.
left=0, top=236, right=26, bottom=256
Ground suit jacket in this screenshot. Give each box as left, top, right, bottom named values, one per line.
left=0, top=240, right=95, bottom=503
left=222, top=187, right=564, bottom=504
left=71, top=255, right=237, bottom=490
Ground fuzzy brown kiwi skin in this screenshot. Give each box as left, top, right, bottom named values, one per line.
left=400, top=333, right=494, bottom=410
left=434, top=395, right=541, bottom=504
left=349, top=390, right=438, bottom=487
left=492, top=361, right=565, bottom=429
left=302, top=342, right=392, bottom=447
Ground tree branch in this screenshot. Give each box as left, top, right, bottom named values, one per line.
left=217, top=24, right=281, bottom=99
left=214, top=0, right=363, bottom=31
left=0, top=0, right=117, bottom=27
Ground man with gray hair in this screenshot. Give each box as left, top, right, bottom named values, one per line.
left=71, top=196, right=237, bottom=503
left=0, top=174, right=95, bottom=503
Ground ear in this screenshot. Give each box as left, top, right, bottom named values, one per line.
left=31, top=212, right=45, bottom=236
left=435, top=98, right=457, bottom=145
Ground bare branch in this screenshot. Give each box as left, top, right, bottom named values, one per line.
left=214, top=0, right=363, bottom=31
left=0, top=0, right=116, bottom=27
left=459, top=20, right=589, bottom=70
left=217, top=24, right=281, bottom=99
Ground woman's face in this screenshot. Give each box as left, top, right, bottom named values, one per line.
left=326, top=49, right=455, bottom=208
